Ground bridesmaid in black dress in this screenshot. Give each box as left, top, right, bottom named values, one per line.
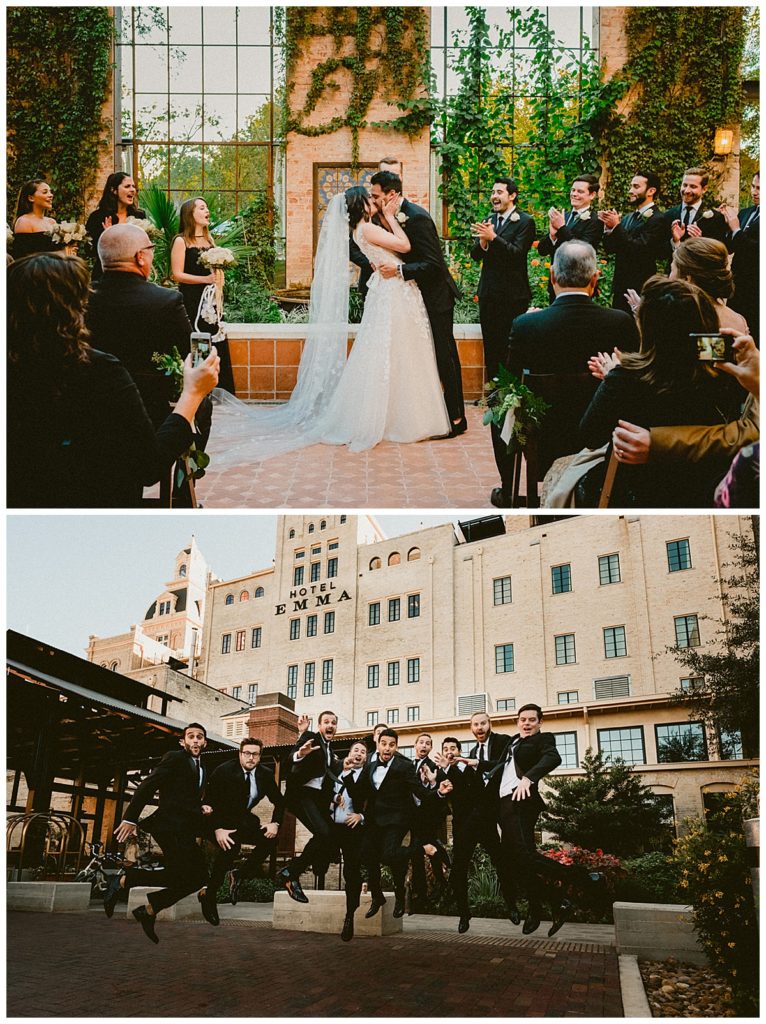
left=12, top=178, right=62, bottom=258
left=171, top=196, right=235, bottom=394
left=85, top=171, right=146, bottom=280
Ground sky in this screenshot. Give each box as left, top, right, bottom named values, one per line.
left=6, top=514, right=462, bottom=658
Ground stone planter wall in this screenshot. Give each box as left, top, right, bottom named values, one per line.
left=613, top=902, right=706, bottom=965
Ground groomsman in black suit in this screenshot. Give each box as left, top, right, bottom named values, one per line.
left=538, top=173, right=604, bottom=304
left=599, top=171, right=668, bottom=314
left=201, top=736, right=285, bottom=920
left=720, top=170, right=760, bottom=343
left=328, top=740, right=369, bottom=941
left=349, top=157, right=402, bottom=298
left=471, top=177, right=537, bottom=381
left=371, top=170, right=467, bottom=436
left=409, top=732, right=450, bottom=909
left=279, top=710, right=343, bottom=903
left=495, top=703, right=603, bottom=937
left=665, top=167, right=728, bottom=265
left=103, top=722, right=212, bottom=943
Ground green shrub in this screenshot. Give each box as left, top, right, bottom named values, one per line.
left=617, top=852, right=683, bottom=904
left=216, top=875, right=277, bottom=904
left=224, top=279, right=282, bottom=324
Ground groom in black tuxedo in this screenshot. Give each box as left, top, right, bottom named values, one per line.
left=370, top=170, right=467, bottom=436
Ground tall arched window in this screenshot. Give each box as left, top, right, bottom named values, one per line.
left=320, top=519, right=327, bottom=530
left=369, top=557, right=381, bottom=570
left=289, top=529, right=295, bottom=538
left=407, top=547, right=421, bottom=561
left=255, top=586, right=265, bottom=598
left=225, top=593, right=234, bottom=605
left=308, top=523, right=315, bottom=533
left=178, top=563, right=187, bottom=577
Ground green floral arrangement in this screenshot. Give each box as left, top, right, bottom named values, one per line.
left=480, top=365, right=550, bottom=447
left=151, top=347, right=210, bottom=486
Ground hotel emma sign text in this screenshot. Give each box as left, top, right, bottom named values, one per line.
left=275, top=581, right=351, bottom=615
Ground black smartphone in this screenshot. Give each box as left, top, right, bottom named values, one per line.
left=690, top=333, right=734, bottom=362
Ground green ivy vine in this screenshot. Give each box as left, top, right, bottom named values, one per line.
left=601, top=6, right=747, bottom=207
left=7, top=6, right=114, bottom=221
left=284, top=7, right=431, bottom=166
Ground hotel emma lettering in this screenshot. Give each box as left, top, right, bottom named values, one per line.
left=274, top=582, right=351, bottom=615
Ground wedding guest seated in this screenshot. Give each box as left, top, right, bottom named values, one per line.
left=85, top=171, right=146, bottom=280
left=7, top=253, right=219, bottom=508
left=578, top=276, right=745, bottom=507
left=12, top=178, right=61, bottom=258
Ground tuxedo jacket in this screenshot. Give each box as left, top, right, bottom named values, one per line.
left=728, top=205, right=760, bottom=287
left=207, top=757, right=285, bottom=831
left=602, top=205, right=668, bottom=311
left=399, top=198, right=460, bottom=315
left=286, top=730, right=343, bottom=800
left=123, top=748, right=206, bottom=838
left=468, top=730, right=512, bottom=764
left=664, top=203, right=728, bottom=254
left=411, top=755, right=447, bottom=830
left=441, top=762, right=483, bottom=824
left=349, top=235, right=372, bottom=297
left=537, top=211, right=605, bottom=302
left=349, top=755, right=436, bottom=829
left=86, top=272, right=193, bottom=427
left=482, top=731, right=562, bottom=812
left=471, top=210, right=536, bottom=310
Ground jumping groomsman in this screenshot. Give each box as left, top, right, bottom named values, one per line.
left=720, top=170, right=760, bottom=343
left=279, top=710, right=342, bottom=903
left=665, top=167, right=727, bottom=264
left=103, top=722, right=212, bottom=943
left=538, top=173, right=604, bottom=304
left=329, top=740, right=369, bottom=942
left=201, top=736, right=285, bottom=921
left=409, top=732, right=450, bottom=910
left=599, top=171, right=668, bottom=314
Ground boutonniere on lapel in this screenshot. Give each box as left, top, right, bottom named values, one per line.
left=509, top=212, right=520, bottom=222
left=578, top=210, right=591, bottom=221
left=395, top=211, right=408, bottom=224
left=642, top=208, right=654, bottom=218
left=701, top=209, right=714, bottom=220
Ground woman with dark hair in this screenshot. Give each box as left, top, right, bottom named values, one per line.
left=670, top=236, right=749, bottom=334
left=7, top=253, right=219, bottom=508
left=12, top=178, right=61, bottom=258
left=578, top=276, right=745, bottom=506
left=170, top=196, right=234, bottom=393
left=85, top=171, right=145, bottom=279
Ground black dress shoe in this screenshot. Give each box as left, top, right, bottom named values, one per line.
left=508, top=904, right=521, bottom=926
left=548, top=898, right=573, bottom=937
left=431, top=840, right=452, bottom=870
left=448, top=417, right=468, bottom=438
left=228, top=869, right=240, bottom=906
left=103, top=871, right=124, bottom=918
left=490, top=486, right=513, bottom=509
left=364, top=896, right=386, bottom=919
left=132, top=905, right=159, bottom=944
left=279, top=867, right=309, bottom=904
left=341, top=914, right=354, bottom=941
left=198, top=889, right=220, bottom=926
left=393, top=890, right=405, bottom=918
left=458, top=913, right=470, bottom=934
left=522, top=914, right=541, bottom=935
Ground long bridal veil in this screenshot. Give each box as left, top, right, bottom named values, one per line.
left=208, top=191, right=352, bottom=466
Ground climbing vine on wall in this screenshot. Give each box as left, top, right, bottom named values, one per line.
left=7, top=6, right=113, bottom=220
left=601, top=6, right=747, bottom=207
left=283, top=7, right=431, bottom=166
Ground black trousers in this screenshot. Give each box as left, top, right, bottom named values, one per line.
left=124, top=823, right=207, bottom=914
left=480, top=302, right=525, bottom=383
left=207, top=814, right=277, bottom=895
left=361, top=822, right=411, bottom=897
left=428, top=306, right=465, bottom=422
left=327, top=820, right=365, bottom=915
left=450, top=812, right=516, bottom=916
left=287, top=788, right=334, bottom=878
left=410, top=810, right=443, bottom=901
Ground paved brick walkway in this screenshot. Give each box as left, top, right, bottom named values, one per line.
left=7, top=911, right=623, bottom=1017
left=190, top=405, right=505, bottom=508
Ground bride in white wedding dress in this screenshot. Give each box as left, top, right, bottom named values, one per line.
left=209, top=188, right=450, bottom=466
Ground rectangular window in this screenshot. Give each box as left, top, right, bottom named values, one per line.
left=306, top=614, right=317, bottom=638
left=369, top=602, right=380, bottom=626
left=340, top=515, right=347, bottom=523
left=386, top=708, right=400, bottom=725
left=407, top=706, right=420, bottom=722
left=656, top=722, right=707, bottom=763
left=493, top=576, right=512, bottom=605
left=235, top=629, right=246, bottom=652
left=289, top=618, right=300, bottom=641
left=495, top=643, right=514, bottom=673
left=294, top=549, right=305, bottom=560
left=555, top=634, right=576, bottom=665
left=598, top=726, right=646, bottom=765
left=389, top=597, right=401, bottom=622
left=321, top=659, right=333, bottom=694
left=156, top=634, right=169, bottom=645
left=407, top=657, right=421, bottom=684
left=221, top=633, right=231, bottom=654
left=598, top=553, right=621, bottom=585
left=680, top=676, right=703, bottom=693
left=247, top=683, right=257, bottom=703
left=293, top=566, right=304, bottom=587
left=311, top=545, right=321, bottom=556
left=553, top=731, right=579, bottom=769
left=551, top=563, right=572, bottom=594
left=310, top=561, right=321, bottom=583
left=367, top=664, right=380, bottom=689
left=497, top=698, right=516, bottom=712
left=674, top=614, right=701, bottom=648
left=719, top=728, right=744, bottom=760
left=407, top=594, right=420, bottom=618
left=304, top=681, right=314, bottom=697
left=324, top=610, right=335, bottom=634
left=557, top=690, right=579, bottom=704
left=387, top=661, right=400, bottom=686
left=304, top=662, right=315, bottom=684
left=287, top=665, right=297, bottom=700
left=667, top=539, right=692, bottom=573
left=232, top=686, right=241, bottom=700
left=251, top=626, right=262, bottom=649
left=603, top=626, right=627, bottom=658
left=327, top=557, right=338, bottom=578
left=329, top=541, right=339, bottom=551
left=366, top=711, right=378, bottom=728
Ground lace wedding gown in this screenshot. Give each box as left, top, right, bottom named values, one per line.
left=308, top=222, right=450, bottom=450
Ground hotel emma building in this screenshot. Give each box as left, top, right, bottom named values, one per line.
left=199, top=514, right=756, bottom=825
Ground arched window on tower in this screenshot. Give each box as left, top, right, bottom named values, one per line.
left=240, top=590, right=249, bottom=602
left=407, top=547, right=421, bottom=561
left=255, top=586, right=265, bottom=598
left=388, top=552, right=401, bottom=566
left=308, top=523, right=315, bottom=533
left=370, top=557, right=381, bottom=570
left=178, top=563, right=187, bottom=577
left=225, top=594, right=234, bottom=605
left=289, top=529, right=295, bottom=539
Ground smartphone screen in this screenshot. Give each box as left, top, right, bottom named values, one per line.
left=190, top=332, right=212, bottom=366
left=691, top=333, right=733, bottom=362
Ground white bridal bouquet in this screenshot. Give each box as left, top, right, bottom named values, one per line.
left=46, top=220, right=89, bottom=246
left=125, top=215, right=162, bottom=239
left=197, top=246, right=238, bottom=270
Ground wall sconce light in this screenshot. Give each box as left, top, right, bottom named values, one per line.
left=714, top=128, right=734, bottom=156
